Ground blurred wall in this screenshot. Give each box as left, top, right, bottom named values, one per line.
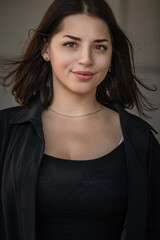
left=0, top=0, right=160, bottom=141
left=107, top=0, right=160, bottom=142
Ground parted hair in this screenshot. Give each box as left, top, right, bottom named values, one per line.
left=1, top=0, right=156, bottom=115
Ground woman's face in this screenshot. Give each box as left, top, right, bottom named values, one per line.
left=43, top=14, right=112, bottom=96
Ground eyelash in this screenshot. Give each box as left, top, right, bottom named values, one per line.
left=63, top=42, right=107, bottom=51
left=63, top=42, right=77, bottom=48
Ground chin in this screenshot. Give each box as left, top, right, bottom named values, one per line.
left=68, top=86, right=96, bottom=96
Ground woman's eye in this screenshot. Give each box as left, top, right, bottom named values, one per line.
left=95, top=45, right=107, bottom=51
left=63, top=42, right=77, bottom=48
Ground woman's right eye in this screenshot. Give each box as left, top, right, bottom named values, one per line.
left=63, top=42, right=77, bottom=48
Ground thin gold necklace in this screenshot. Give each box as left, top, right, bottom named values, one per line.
left=48, top=105, right=104, bottom=118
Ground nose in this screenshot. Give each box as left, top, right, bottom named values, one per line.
left=78, top=46, right=93, bottom=66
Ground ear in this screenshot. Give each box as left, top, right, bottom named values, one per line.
left=41, top=39, right=50, bottom=61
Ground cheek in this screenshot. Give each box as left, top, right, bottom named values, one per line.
left=94, top=56, right=111, bottom=84
left=49, top=53, right=72, bottom=74
left=95, top=58, right=110, bottom=74
left=95, top=50, right=112, bottom=68
left=51, top=52, right=74, bottom=72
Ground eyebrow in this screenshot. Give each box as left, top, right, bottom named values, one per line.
left=63, top=35, right=108, bottom=43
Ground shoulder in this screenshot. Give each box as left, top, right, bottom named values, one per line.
left=107, top=103, right=159, bottom=145
left=113, top=103, right=157, bottom=134
left=0, top=106, right=24, bottom=153
left=102, top=103, right=155, bottom=135
left=0, top=106, right=22, bottom=124
left=0, top=106, right=25, bottom=133
left=103, top=103, right=153, bottom=130
left=0, top=107, right=18, bottom=154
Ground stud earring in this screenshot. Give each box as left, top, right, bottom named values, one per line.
left=45, top=57, right=48, bottom=61
left=109, top=65, right=112, bottom=73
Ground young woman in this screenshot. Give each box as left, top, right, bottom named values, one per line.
left=0, top=0, right=160, bottom=239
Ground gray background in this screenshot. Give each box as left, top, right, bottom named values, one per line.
left=0, top=0, right=160, bottom=142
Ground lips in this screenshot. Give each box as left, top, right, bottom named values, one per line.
left=73, top=71, right=94, bottom=75
left=72, top=71, right=95, bottom=80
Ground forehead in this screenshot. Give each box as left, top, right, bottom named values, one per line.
left=55, top=14, right=111, bottom=39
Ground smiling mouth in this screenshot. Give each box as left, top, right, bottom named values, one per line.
left=72, top=71, right=95, bottom=80
left=72, top=71, right=95, bottom=75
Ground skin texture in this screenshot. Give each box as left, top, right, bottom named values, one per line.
left=41, top=14, right=122, bottom=160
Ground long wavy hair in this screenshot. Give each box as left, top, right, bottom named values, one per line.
left=1, top=0, right=156, bottom=115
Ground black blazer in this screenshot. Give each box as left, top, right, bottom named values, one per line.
left=0, top=95, right=160, bottom=240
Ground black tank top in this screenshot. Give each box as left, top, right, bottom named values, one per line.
left=36, top=142, right=128, bottom=240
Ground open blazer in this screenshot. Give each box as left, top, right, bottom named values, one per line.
left=0, top=95, right=160, bottom=240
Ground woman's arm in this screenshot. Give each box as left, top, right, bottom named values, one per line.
left=120, top=214, right=127, bottom=240
left=147, top=132, right=160, bottom=239
left=0, top=110, right=5, bottom=240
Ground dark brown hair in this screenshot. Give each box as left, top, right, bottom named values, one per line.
left=1, top=0, right=156, bottom=115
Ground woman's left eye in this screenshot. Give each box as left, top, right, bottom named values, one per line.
left=95, top=45, right=107, bottom=51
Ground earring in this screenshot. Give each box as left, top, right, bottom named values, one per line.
left=109, top=65, right=112, bottom=73
left=44, top=57, right=48, bottom=61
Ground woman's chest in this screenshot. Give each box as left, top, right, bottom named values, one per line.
left=42, top=117, right=122, bottom=160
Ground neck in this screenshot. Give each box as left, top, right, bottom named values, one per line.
left=50, top=90, right=101, bottom=116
